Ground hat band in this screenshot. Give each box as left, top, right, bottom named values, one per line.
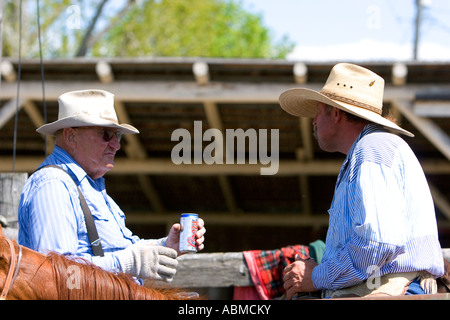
left=321, top=91, right=382, bottom=115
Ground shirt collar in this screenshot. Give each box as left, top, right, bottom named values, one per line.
left=346, top=123, right=385, bottom=159
left=336, top=123, right=386, bottom=185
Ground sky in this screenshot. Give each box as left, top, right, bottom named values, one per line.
left=241, top=0, right=450, bottom=61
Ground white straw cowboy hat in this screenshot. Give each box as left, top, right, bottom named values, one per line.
left=279, top=63, right=414, bottom=137
left=36, top=89, right=139, bottom=136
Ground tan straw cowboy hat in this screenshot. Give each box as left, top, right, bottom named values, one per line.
left=279, top=63, right=413, bottom=137
left=36, top=89, right=139, bottom=136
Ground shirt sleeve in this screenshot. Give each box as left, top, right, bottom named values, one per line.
left=22, top=176, right=80, bottom=254
left=312, top=160, right=407, bottom=291
left=20, top=175, right=121, bottom=271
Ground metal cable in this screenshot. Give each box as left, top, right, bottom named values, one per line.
left=12, top=0, right=23, bottom=172
left=36, top=0, right=47, bottom=156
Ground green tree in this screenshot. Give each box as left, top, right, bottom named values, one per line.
left=92, top=0, right=294, bottom=58
left=2, top=0, right=100, bottom=58
left=2, top=0, right=294, bottom=59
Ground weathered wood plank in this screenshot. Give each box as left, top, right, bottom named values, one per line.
left=0, top=173, right=28, bottom=240
left=169, top=249, right=450, bottom=288
left=2, top=157, right=450, bottom=176
left=3, top=80, right=450, bottom=102
left=170, top=252, right=252, bottom=288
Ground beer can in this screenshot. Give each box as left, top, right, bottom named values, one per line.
left=179, top=213, right=198, bottom=253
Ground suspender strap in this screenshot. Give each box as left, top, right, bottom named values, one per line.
left=75, top=185, right=104, bottom=257
left=36, top=165, right=104, bottom=257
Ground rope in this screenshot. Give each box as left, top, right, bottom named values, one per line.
left=36, top=0, right=47, bottom=156
left=12, top=0, right=23, bottom=172
left=12, top=0, right=47, bottom=171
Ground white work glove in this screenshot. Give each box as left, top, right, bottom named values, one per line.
left=116, top=242, right=178, bottom=282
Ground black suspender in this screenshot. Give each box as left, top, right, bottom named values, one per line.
left=35, top=165, right=104, bottom=257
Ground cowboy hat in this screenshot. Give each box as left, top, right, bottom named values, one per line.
left=279, top=63, right=413, bottom=137
left=36, top=89, right=139, bottom=136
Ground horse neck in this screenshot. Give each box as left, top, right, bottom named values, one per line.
left=48, top=252, right=183, bottom=300
left=6, top=242, right=59, bottom=300
left=0, top=233, right=185, bottom=300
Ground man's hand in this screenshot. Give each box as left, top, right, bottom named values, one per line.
left=116, top=242, right=178, bottom=282
left=166, top=218, right=206, bottom=255
left=282, top=257, right=318, bottom=299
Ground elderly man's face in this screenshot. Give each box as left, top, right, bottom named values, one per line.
left=71, top=127, right=122, bottom=179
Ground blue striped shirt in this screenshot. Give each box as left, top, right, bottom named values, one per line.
left=312, top=124, right=444, bottom=291
left=18, top=146, right=149, bottom=272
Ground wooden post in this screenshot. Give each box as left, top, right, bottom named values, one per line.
left=0, top=172, right=28, bottom=240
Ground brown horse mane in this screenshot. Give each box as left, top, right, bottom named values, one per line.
left=45, top=252, right=183, bottom=300
left=1, top=226, right=195, bottom=300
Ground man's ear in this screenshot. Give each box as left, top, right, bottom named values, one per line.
left=62, top=127, right=77, bottom=145
left=333, top=108, right=344, bottom=124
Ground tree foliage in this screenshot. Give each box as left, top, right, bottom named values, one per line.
left=2, top=0, right=294, bottom=59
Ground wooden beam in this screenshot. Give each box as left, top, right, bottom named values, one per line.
left=115, top=100, right=166, bottom=213
left=0, top=60, right=16, bottom=82
left=392, top=62, right=408, bottom=86
left=0, top=173, right=28, bottom=241
left=115, top=101, right=147, bottom=159
left=414, top=101, right=450, bottom=117
left=293, top=62, right=308, bottom=84
left=0, top=99, right=24, bottom=129
left=22, top=100, right=54, bottom=155
left=3, top=81, right=450, bottom=103
left=429, top=182, right=450, bottom=221
left=126, top=212, right=330, bottom=227
left=193, top=61, right=209, bottom=85
left=169, top=252, right=251, bottom=288
left=0, top=173, right=28, bottom=227
left=0, top=99, right=53, bottom=158
left=391, top=99, right=450, bottom=160
left=203, top=101, right=238, bottom=212
left=22, top=100, right=45, bottom=128
left=126, top=211, right=450, bottom=231
left=2, top=157, right=450, bottom=176
left=0, top=158, right=342, bottom=175
left=95, top=61, right=114, bottom=83
left=0, top=81, right=295, bottom=102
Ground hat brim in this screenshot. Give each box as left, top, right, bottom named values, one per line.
left=36, top=114, right=139, bottom=136
left=279, top=88, right=414, bottom=137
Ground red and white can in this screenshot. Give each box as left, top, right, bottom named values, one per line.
left=179, top=213, right=198, bottom=253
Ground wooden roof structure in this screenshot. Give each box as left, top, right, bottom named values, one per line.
left=1, top=57, right=450, bottom=252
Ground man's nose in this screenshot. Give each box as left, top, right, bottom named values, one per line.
left=108, top=136, right=121, bottom=150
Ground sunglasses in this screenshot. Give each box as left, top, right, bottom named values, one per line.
left=74, top=127, right=123, bottom=142
left=101, top=128, right=123, bottom=142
